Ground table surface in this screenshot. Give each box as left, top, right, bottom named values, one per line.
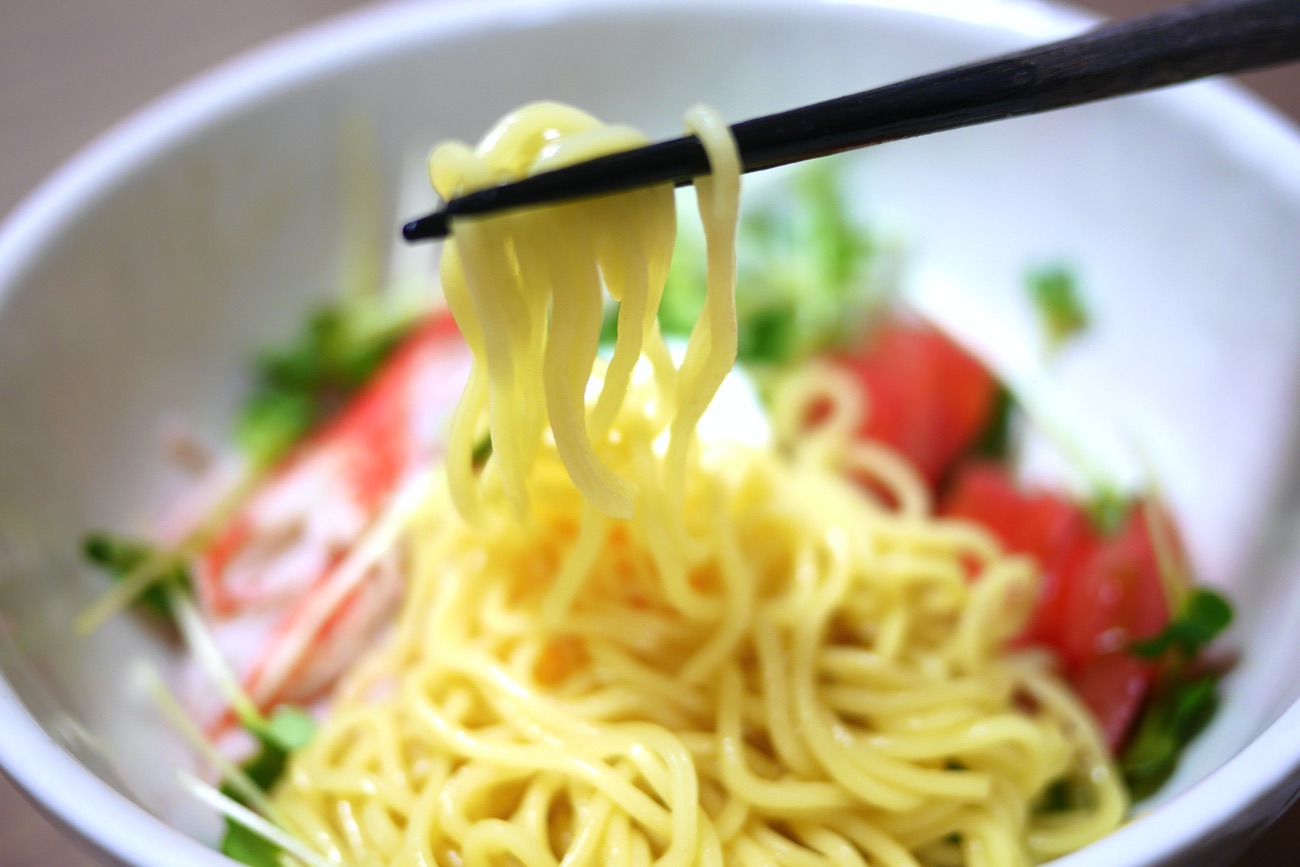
left=2, top=1, right=1298, bottom=865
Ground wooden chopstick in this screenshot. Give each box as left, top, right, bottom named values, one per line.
left=402, top=0, right=1300, bottom=242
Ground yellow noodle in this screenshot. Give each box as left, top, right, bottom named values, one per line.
left=272, top=102, right=1125, bottom=866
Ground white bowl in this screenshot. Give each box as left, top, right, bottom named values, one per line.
left=3, top=0, right=1300, bottom=864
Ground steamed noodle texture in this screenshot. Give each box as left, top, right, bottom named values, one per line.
left=269, top=102, right=1125, bottom=866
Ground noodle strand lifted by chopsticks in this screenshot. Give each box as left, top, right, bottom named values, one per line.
left=431, top=103, right=677, bottom=522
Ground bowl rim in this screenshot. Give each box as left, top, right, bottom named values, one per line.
left=2, top=0, right=1300, bottom=865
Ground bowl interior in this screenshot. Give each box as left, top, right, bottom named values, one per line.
left=3, top=1, right=1300, bottom=864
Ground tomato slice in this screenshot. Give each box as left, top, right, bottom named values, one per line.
left=942, top=463, right=1094, bottom=647
left=830, top=319, right=997, bottom=486
left=1059, top=508, right=1172, bottom=670
left=825, top=317, right=1184, bottom=754
left=1054, top=509, right=1174, bottom=752
left=1070, top=651, right=1155, bottom=753
left=942, top=466, right=1179, bottom=752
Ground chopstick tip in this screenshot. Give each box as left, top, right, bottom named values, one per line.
left=402, top=211, right=450, bottom=243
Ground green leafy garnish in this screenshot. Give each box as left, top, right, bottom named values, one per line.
left=219, top=706, right=318, bottom=866
left=1034, top=779, right=1074, bottom=814
left=659, top=161, right=889, bottom=365
left=659, top=242, right=706, bottom=340
left=234, top=390, right=318, bottom=472
left=472, top=434, right=494, bottom=468
left=259, top=705, right=317, bottom=754
left=1033, top=777, right=1098, bottom=815
left=1086, top=488, right=1131, bottom=536
left=82, top=534, right=189, bottom=621
left=1027, top=264, right=1089, bottom=351
left=735, top=304, right=800, bottom=364
left=971, top=385, right=1015, bottom=460
left=220, top=819, right=283, bottom=867
left=237, top=296, right=425, bottom=467
left=1120, top=672, right=1221, bottom=800
left=1131, top=589, right=1234, bottom=660
left=598, top=306, right=622, bottom=347
left=1119, top=588, right=1234, bottom=799
left=240, top=705, right=318, bottom=791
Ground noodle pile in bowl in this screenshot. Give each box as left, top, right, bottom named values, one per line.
left=267, top=103, right=1124, bottom=866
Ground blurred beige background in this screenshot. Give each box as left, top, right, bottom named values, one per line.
left=1, top=1, right=1298, bottom=865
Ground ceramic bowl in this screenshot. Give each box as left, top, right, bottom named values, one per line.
left=2, top=1, right=1300, bottom=864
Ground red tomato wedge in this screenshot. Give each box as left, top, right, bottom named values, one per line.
left=1070, top=651, right=1155, bottom=753
left=942, top=463, right=1094, bottom=648
left=829, top=319, right=997, bottom=486
left=941, top=464, right=1176, bottom=752
left=1059, top=507, right=1172, bottom=670
left=821, top=316, right=1185, bottom=754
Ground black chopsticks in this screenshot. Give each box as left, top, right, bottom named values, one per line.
left=402, top=0, right=1300, bottom=243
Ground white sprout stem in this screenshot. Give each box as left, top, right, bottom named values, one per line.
left=177, top=770, right=332, bottom=867
left=1142, top=493, right=1192, bottom=614
left=76, top=465, right=264, bottom=636
left=1130, top=445, right=1193, bottom=612
left=137, top=663, right=283, bottom=824
left=75, top=554, right=181, bottom=635
left=167, top=584, right=265, bottom=729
